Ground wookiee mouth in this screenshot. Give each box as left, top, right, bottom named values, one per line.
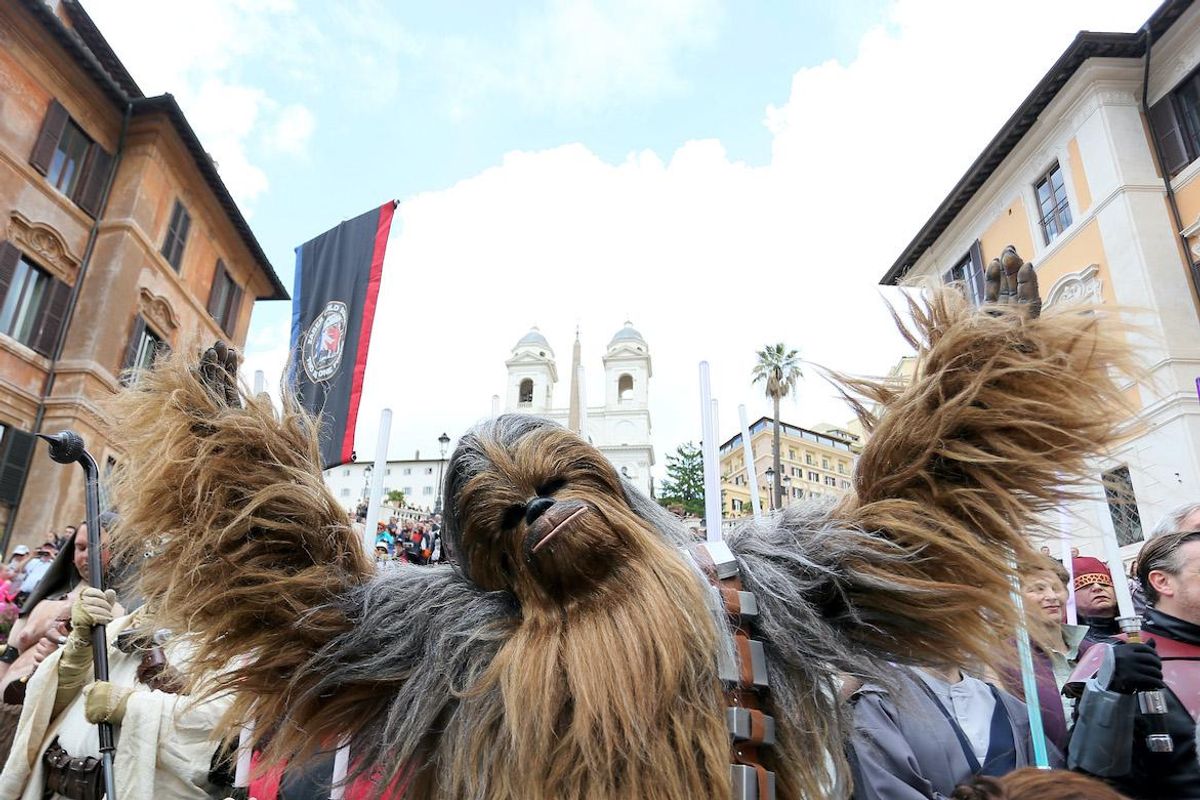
left=529, top=502, right=588, bottom=554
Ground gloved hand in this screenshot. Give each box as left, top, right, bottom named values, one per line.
left=1110, top=640, right=1164, bottom=693
left=82, top=681, right=133, bottom=724
left=70, top=588, right=117, bottom=637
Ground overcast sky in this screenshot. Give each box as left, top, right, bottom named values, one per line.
left=85, top=0, right=1159, bottom=477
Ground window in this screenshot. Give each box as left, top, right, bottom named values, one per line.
left=791, top=467, right=801, bottom=477
left=161, top=201, right=192, bottom=271
left=618, top=374, right=634, bottom=400
left=821, top=458, right=829, bottom=470
left=942, top=241, right=985, bottom=305
left=805, top=453, right=814, bottom=466
left=29, top=100, right=113, bottom=218
left=385, top=469, right=392, bottom=476
left=838, top=462, right=847, bottom=475
left=1103, top=465, right=1144, bottom=547
left=518, top=378, right=534, bottom=405
left=342, top=469, right=350, bottom=477
left=47, top=121, right=91, bottom=198
left=403, top=468, right=412, bottom=476
left=1034, top=163, right=1072, bottom=244
left=825, top=476, right=836, bottom=486
left=1149, top=73, right=1200, bottom=177
left=840, top=480, right=851, bottom=489
left=808, top=471, right=819, bottom=482
left=403, top=486, right=412, bottom=495
left=788, top=449, right=796, bottom=461
left=206, top=260, right=243, bottom=336
left=0, top=425, right=36, bottom=505
left=340, top=488, right=350, bottom=497
left=120, top=316, right=166, bottom=383
left=0, top=243, right=70, bottom=357
left=423, top=486, right=433, bottom=495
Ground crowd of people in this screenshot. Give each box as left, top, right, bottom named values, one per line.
left=368, top=514, right=444, bottom=566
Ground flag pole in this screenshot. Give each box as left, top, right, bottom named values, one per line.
left=1059, top=505, right=1077, bottom=625
left=738, top=405, right=761, bottom=521
left=362, top=409, right=392, bottom=556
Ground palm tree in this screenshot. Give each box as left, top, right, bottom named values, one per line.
left=752, top=343, right=802, bottom=510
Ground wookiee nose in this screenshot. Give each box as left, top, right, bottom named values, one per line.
left=525, top=497, right=555, bottom=525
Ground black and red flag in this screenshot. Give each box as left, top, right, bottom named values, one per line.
left=289, top=200, right=397, bottom=469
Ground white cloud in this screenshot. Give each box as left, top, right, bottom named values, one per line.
left=82, top=0, right=316, bottom=206
left=263, top=103, right=316, bottom=157
left=310, top=0, right=1159, bottom=475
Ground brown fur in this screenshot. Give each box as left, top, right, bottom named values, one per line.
left=105, top=289, right=1138, bottom=799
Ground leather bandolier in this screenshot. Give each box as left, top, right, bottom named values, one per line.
left=692, top=541, right=777, bottom=800
left=40, top=629, right=184, bottom=800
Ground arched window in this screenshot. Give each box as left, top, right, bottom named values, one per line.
left=618, top=373, right=634, bottom=401
left=518, top=378, right=533, bottom=405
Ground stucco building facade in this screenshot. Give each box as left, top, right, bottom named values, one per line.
left=0, top=0, right=286, bottom=550
left=882, top=0, right=1200, bottom=562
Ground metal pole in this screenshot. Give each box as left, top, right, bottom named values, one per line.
left=37, top=431, right=116, bottom=798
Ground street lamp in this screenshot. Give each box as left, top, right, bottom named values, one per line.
left=781, top=474, right=792, bottom=509
left=764, top=467, right=775, bottom=511
left=434, top=432, right=450, bottom=514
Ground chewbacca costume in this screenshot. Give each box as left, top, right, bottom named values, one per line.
left=104, top=291, right=1133, bottom=800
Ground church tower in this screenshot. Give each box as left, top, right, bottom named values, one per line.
left=505, top=327, right=558, bottom=413
left=599, top=322, right=654, bottom=491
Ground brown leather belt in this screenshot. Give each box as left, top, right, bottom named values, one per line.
left=42, top=738, right=103, bottom=800
left=691, top=540, right=777, bottom=800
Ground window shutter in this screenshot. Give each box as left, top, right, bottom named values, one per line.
left=0, top=241, right=19, bottom=308
left=1149, top=96, right=1190, bottom=177
left=29, top=100, right=68, bottom=175
left=122, top=315, right=146, bottom=373
left=0, top=428, right=36, bottom=506
left=30, top=278, right=71, bottom=358
left=207, top=260, right=226, bottom=317
left=74, top=143, right=114, bottom=218
left=223, top=282, right=244, bottom=337
left=967, top=239, right=985, bottom=305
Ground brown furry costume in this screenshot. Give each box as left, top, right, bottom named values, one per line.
left=106, top=291, right=1135, bottom=799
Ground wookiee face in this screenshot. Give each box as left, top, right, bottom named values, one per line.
left=442, top=415, right=654, bottom=603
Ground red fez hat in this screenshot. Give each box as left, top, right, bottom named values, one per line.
left=1072, top=556, right=1112, bottom=591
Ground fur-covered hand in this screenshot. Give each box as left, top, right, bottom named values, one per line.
left=83, top=681, right=133, bottom=724
left=70, top=588, right=117, bottom=636
left=198, top=340, right=241, bottom=408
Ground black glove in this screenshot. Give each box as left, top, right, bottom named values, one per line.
left=1110, top=640, right=1164, bottom=693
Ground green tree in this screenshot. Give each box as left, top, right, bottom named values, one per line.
left=752, top=343, right=802, bottom=510
left=386, top=489, right=406, bottom=506
left=658, top=442, right=706, bottom=518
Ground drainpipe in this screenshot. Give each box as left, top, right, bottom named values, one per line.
left=1, top=101, right=133, bottom=554
left=1141, top=23, right=1200, bottom=307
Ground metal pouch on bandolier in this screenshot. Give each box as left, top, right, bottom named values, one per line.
left=692, top=540, right=777, bottom=800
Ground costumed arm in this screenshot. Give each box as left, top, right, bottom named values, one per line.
left=106, top=343, right=375, bottom=760
left=51, top=587, right=116, bottom=715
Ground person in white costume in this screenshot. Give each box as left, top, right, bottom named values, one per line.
left=0, top=587, right=233, bottom=800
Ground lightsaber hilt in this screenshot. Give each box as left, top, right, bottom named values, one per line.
left=1118, top=615, right=1174, bottom=754
left=36, top=430, right=118, bottom=799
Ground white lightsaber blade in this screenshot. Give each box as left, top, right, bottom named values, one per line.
left=738, top=404, right=761, bottom=520
left=699, top=362, right=722, bottom=543
left=362, top=408, right=392, bottom=557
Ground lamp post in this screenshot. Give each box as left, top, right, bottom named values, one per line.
left=781, top=473, right=792, bottom=508
left=765, top=467, right=775, bottom=512
left=434, top=432, right=450, bottom=514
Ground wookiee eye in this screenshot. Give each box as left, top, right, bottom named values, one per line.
left=537, top=478, right=566, bottom=497
left=500, top=504, right=526, bottom=531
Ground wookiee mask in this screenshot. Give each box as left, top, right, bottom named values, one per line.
left=441, top=415, right=657, bottom=602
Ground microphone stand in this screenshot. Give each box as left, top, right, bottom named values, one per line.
left=37, top=431, right=117, bottom=800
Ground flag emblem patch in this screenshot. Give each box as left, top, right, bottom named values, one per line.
left=302, top=301, right=349, bottom=383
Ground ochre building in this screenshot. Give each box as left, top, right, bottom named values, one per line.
left=719, top=416, right=860, bottom=519
left=882, top=0, right=1200, bottom=563
left=0, top=0, right=287, bottom=549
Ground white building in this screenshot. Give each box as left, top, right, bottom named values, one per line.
left=503, top=324, right=656, bottom=496
left=323, top=454, right=449, bottom=512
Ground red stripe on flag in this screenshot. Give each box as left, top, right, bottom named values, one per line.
left=341, top=200, right=396, bottom=464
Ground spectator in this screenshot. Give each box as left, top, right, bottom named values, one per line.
left=848, top=663, right=1057, bottom=799
left=13, top=548, right=53, bottom=607
left=1071, top=557, right=1120, bottom=657
left=1148, top=501, right=1200, bottom=540
left=995, top=554, right=1087, bottom=753
left=1065, top=528, right=1200, bottom=798
left=4, top=547, right=29, bottom=576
